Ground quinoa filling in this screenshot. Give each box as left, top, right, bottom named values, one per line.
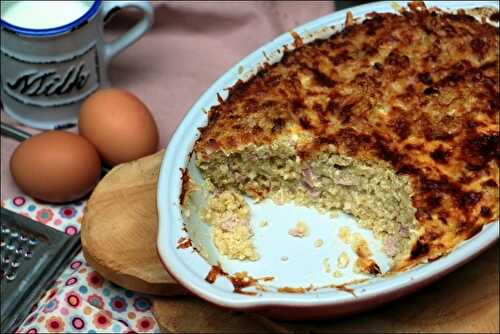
left=202, top=190, right=259, bottom=261
left=197, top=140, right=418, bottom=263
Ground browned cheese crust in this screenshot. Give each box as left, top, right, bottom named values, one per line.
left=194, top=5, right=499, bottom=270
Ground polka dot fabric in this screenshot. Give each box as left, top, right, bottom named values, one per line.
left=1, top=197, right=160, bottom=333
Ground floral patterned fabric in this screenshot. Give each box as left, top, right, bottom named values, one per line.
left=1, top=196, right=159, bottom=334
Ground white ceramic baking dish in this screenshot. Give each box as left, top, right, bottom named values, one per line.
left=157, top=0, right=499, bottom=320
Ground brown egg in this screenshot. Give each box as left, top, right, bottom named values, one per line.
left=79, top=88, right=159, bottom=166
left=10, top=131, right=101, bottom=203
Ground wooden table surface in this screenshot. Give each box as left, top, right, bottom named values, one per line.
left=153, top=243, right=498, bottom=333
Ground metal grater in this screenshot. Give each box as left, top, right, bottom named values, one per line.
left=0, top=207, right=81, bottom=333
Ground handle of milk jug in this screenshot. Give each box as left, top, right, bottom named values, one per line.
left=101, top=0, right=154, bottom=62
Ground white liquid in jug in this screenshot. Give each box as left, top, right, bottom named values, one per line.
left=1, top=1, right=92, bottom=30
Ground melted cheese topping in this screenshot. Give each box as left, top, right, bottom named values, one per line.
left=194, top=4, right=499, bottom=270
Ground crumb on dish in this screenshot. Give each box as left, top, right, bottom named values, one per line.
left=288, top=220, right=310, bottom=238
left=338, top=226, right=351, bottom=244
left=337, top=251, right=350, bottom=269
left=323, top=257, right=331, bottom=273
left=351, top=233, right=372, bottom=258
left=350, top=234, right=381, bottom=275
left=314, top=238, right=324, bottom=248
left=354, top=257, right=381, bottom=275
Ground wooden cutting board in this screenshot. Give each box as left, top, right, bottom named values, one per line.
left=81, top=150, right=184, bottom=296
left=81, top=150, right=499, bottom=332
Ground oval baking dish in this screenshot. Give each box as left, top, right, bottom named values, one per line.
left=157, top=0, right=499, bottom=320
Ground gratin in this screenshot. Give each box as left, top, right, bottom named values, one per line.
left=188, top=2, right=499, bottom=271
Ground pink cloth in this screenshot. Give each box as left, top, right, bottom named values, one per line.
left=1, top=1, right=334, bottom=199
